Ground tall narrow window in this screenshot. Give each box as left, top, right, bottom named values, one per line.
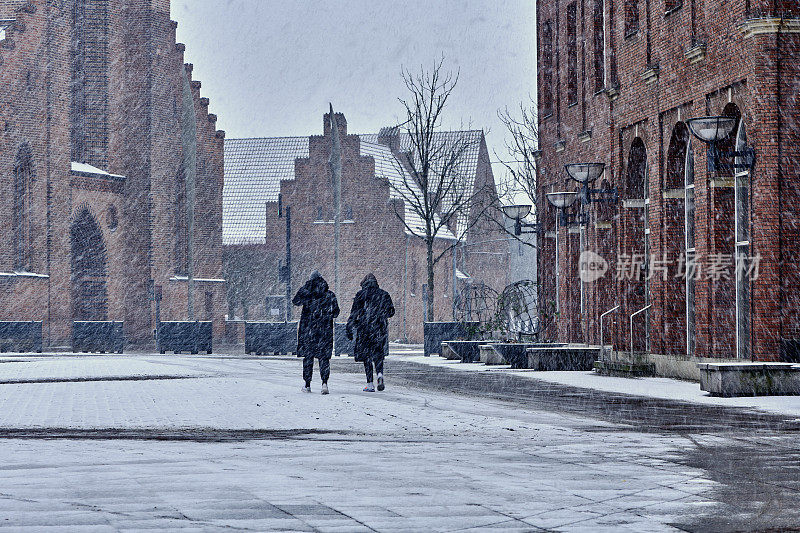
left=174, top=163, right=188, bottom=275
left=735, top=121, right=751, bottom=360
left=541, top=20, right=554, bottom=116
left=13, top=144, right=33, bottom=271
left=685, top=142, right=696, bottom=357
left=624, top=0, right=640, bottom=36
left=71, top=0, right=110, bottom=168
left=566, top=3, right=578, bottom=106
left=593, top=0, right=605, bottom=92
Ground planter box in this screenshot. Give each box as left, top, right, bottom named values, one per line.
left=491, top=343, right=530, bottom=369
left=424, top=321, right=479, bottom=357
left=698, top=362, right=800, bottom=397
left=441, top=340, right=484, bottom=362
left=158, top=321, right=213, bottom=354
left=479, top=344, right=507, bottom=365
left=334, top=323, right=355, bottom=357
left=245, top=322, right=298, bottom=355
left=527, top=345, right=600, bottom=371
left=72, top=321, right=124, bottom=353
left=0, top=321, right=42, bottom=353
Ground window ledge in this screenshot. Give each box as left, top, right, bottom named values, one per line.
left=567, top=101, right=578, bottom=108
left=664, top=5, right=683, bottom=17
left=624, top=30, right=639, bottom=41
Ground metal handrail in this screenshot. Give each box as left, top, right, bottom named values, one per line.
left=599, top=305, right=620, bottom=356
left=629, top=304, right=652, bottom=360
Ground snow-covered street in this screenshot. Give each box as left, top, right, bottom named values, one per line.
left=0, top=354, right=796, bottom=531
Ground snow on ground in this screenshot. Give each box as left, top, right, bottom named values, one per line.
left=400, top=354, right=800, bottom=418
left=0, top=355, right=722, bottom=531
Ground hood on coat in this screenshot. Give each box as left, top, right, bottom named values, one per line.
left=361, top=273, right=378, bottom=289
left=309, top=273, right=329, bottom=294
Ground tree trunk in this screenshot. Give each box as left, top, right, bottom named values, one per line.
left=426, top=238, right=435, bottom=322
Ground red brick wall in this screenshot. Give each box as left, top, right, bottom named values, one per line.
left=226, top=115, right=508, bottom=343
left=0, top=0, right=225, bottom=348
left=537, top=0, right=800, bottom=361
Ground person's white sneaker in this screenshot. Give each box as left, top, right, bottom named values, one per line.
left=321, top=383, right=329, bottom=395
left=302, top=385, right=311, bottom=393
left=363, top=383, right=375, bottom=392
left=377, top=375, right=385, bottom=391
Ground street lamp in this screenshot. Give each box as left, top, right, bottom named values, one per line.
left=545, top=191, right=578, bottom=323
left=686, top=116, right=755, bottom=172
left=546, top=190, right=580, bottom=226
left=565, top=162, right=618, bottom=205
left=502, top=203, right=541, bottom=236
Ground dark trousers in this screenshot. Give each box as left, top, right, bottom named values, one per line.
left=364, top=357, right=384, bottom=383
left=303, top=356, right=330, bottom=385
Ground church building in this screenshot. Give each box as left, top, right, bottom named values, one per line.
left=0, top=0, right=225, bottom=348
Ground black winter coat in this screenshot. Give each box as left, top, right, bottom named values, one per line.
left=293, top=275, right=340, bottom=360
left=346, top=276, right=395, bottom=362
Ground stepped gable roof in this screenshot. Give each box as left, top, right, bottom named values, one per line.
left=360, top=130, right=483, bottom=239
left=223, top=136, right=308, bottom=245
left=223, top=129, right=482, bottom=245
left=359, top=140, right=456, bottom=241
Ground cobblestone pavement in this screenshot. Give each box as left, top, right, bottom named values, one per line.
left=0, top=353, right=796, bottom=531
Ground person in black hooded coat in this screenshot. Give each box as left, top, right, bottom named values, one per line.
left=346, top=274, right=394, bottom=392
left=293, top=271, right=339, bottom=393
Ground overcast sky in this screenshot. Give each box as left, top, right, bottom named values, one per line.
left=172, top=0, right=536, bottom=189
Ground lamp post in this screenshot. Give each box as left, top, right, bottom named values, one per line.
left=686, top=116, right=755, bottom=172
left=546, top=191, right=578, bottom=324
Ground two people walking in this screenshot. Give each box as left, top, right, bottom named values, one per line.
left=293, top=271, right=394, bottom=394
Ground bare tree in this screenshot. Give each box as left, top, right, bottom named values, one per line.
left=497, top=98, right=539, bottom=206
left=386, top=58, right=491, bottom=322
left=482, top=98, right=541, bottom=248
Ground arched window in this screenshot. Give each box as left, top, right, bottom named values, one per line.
left=625, top=138, right=647, bottom=200
left=13, top=144, right=33, bottom=271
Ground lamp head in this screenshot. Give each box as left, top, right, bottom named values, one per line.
left=686, top=116, right=737, bottom=144
left=501, top=204, right=532, bottom=221
left=565, top=162, right=605, bottom=184
left=546, top=191, right=578, bottom=209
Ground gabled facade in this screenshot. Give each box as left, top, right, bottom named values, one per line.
left=0, top=0, right=225, bottom=347
left=223, top=112, right=506, bottom=343
left=536, top=0, right=800, bottom=376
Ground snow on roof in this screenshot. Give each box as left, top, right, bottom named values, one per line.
left=222, top=131, right=480, bottom=245
left=70, top=162, right=125, bottom=179
left=360, top=130, right=483, bottom=239
left=223, top=137, right=309, bottom=245
left=359, top=140, right=456, bottom=241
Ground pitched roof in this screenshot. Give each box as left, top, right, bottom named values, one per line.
left=361, top=131, right=484, bottom=239
left=359, top=140, right=456, bottom=241
left=223, top=130, right=482, bottom=245
left=223, top=136, right=308, bottom=245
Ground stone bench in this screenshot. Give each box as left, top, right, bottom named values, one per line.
left=527, top=346, right=600, bottom=371
left=698, top=362, right=800, bottom=397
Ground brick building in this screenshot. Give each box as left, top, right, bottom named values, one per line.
left=536, top=0, right=800, bottom=377
left=223, top=112, right=506, bottom=343
left=0, top=0, right=225, bottom=348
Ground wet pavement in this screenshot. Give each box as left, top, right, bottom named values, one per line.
left=0, top=354, right=796, bottom=531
